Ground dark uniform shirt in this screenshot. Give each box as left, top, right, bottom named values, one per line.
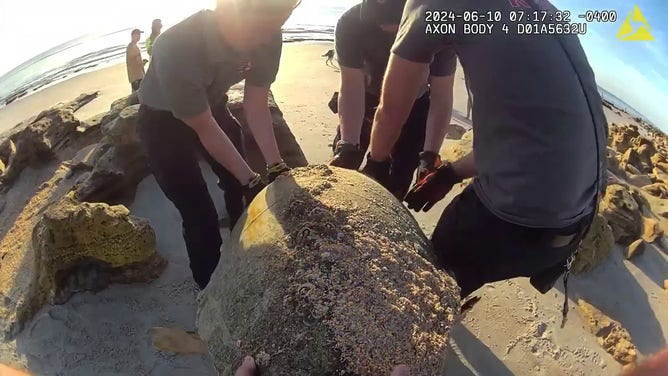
left=392, top=0, right=607, bottom=228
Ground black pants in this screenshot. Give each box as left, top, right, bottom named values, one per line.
left=137, top=102, right=245, bottom=289
left=332, top=91, right=429, bottom=198
left=131, top=79, right=142, bottom=92
left=431, top=185, right=594, bottom=298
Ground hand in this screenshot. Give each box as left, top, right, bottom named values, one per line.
left=329, top=141, right=365, bottom=170
left=416, top=151, right=442, bottom=182
left=360, top=153, right=392, bottom=190
left=234, top=356, right=411, bottom=376
left=621, top=347, right=668, bottom=376
left=267, top=161, right=291, bottom=183
left=404, top=162, right=462, bottom=212
left=241, top=173, right=266, bottom=207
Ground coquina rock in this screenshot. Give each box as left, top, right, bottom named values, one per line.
left=571, top=214, right=614, bottom=275
left=441, top=130, right=473, bottom=162
left=599, top=184, right=642, bottom=245
left=71, top=105, right=150, bottom=203
left=577, top=299, right=638, bottom=365
left=0, top=169, right=166, bottom=339
left=197, top=165, right=461, bottom=375
left=31, top=193, right=166, bottom=305
left=0, top=93, right=100, bottom=188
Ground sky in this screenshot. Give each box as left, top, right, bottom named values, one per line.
left=0, top=0, right=666, bottom=127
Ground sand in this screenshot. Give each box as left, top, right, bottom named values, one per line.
left=0, top=42, right=667, bottom=375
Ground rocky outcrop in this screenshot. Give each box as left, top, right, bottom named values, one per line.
left=32, top=193, right=166, bottom=305
left=0, top=93, right=101, bottom=188
left=98, top=92, right=139, bottom=127
left=577, top=299, right=638, bottom=366
left=197, top=165, right=461, bottom=375
left=70, top=105, right=149, bottom=203
left=599, top=184, right=643, bottom=245
left=643, top=183, right=668, bottom=199
left=642, top=217, right=663, bottom=243
left=571, top=214, right=615, bottom=275
left=626, top=239, right=645, bottom=259
left=626, top=174, right=652, bottom=188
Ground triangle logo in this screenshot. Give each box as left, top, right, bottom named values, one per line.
left=617, top=5, right=655, bottom=41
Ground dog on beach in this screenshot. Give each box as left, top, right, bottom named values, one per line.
left=322, top=49, right=336, bottom=68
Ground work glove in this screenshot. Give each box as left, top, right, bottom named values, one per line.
left=241, top=173, right=266, bottom=207
left=267, top=161, right=291, bottom=183
left=360, top=153, right=392, bottom=191
left=329, top=141, right=365, bottom=170
left=416, top=151, right=443, bottom=182
left=404, top=162, right=462, bottom=212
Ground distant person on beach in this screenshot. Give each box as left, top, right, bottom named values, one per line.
left=136, top=0, right=299, bottom=289
left=145, top=19, right=163, bottom=57
left=126, top=29, right=146, bottom=92
left=328, top=0, right=455, bottom=199
left=362, top=0, right=608, bottom=321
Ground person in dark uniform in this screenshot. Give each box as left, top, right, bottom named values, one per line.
left=136, top=0, right=300, bottom=289
left=328, top=0, right=456, bottom=199
left=363, top=0, right=608, bottom=321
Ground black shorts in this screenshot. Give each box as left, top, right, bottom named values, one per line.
left=431, top=185, right=594, bottom=298
left=131, top=79, right=142, bottom=92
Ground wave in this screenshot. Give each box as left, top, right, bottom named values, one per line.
left=0, top=26, right=335, bottom=107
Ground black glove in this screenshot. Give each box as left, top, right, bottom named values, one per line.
left=404, top=162, right=462, bottom=212
left=416, top=151, right=442, bottom=183
left=241, top=173, right=266, bottom=207
left=360, top=153, right=392, bottom=190
left=267, top=161, right=291, bottom=183
left=329, top=141, right=365, bottom=170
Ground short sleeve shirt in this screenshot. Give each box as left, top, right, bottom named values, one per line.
left=138, top=10, right=282, bottom=119
left=335, top=3, right=457, bottom=97
left=391, top=0, right=607, bottom=228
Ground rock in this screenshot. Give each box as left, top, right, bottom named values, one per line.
left=625, top=164, right=642, bottom=176
left=652, top=168, right=668, bottom=185
left=0, top=157, right=5, bottom=176
left=626, top=239, right=645, bottom=259
left=197, top=165, right=461, bottom=375
left=101, top=105, right=141, bottom=147
left=0, top=109, right=81, bottom=185
left=444, top=124, right=467, bottom=140
left=32, top=193, right=166, bottom=306
left=68, top=144, right=101, bottom=173
left=632, top=137, right=656, bottom=155
left=664, top=280, right=668, bottom=301
left=641, top=217, right=663, bottom=243
left=627, top=174, right=652, bottom=187
left=651, top=153, right=667, bottom=167
left=621, top=149, right=648, bottom=174
left=98, top=93, right=139, bottom=126
left=571, top=214, right=615, bottom=275
left=607, top=148, right=626, bottom=178
left=642, top=183, right=668, bottom=199
left=441, top=130, right=473, bottom=161
left=72, top=105, right=149, bottom=203
left=654, top=162, right=668, bottom=174
left=599, top=184, right=642, bottom=245
left=72, top=142, right=148, bottom=203
left=629, top=188, right=651, bottom=215
left=609, top=129, right=633, bottom=153
left=577, top=299, right=638, bottom=365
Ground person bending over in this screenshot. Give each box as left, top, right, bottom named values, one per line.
left=329, top=0, right=455, bottom=198
left=136, top=0, right=299, bottom=289
left=362, top=0, right=608, bottom=321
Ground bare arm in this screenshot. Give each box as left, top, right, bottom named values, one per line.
left=243, top=84, right=283, bottom=165
left=369, top=53, right=428, bottom=161
left=181, top=109, right=257, bottom=184
left=424, top=74, right=455, bottom=152
left=337, top=66, right=366, bottom=145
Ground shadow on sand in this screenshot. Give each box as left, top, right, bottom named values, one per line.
left=443, top=324, right=515, bottom=376
left=557, top=247, right=667, bottom=355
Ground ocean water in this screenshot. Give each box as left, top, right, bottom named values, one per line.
left=0, top=0, right=651, bottom=124
left=0, top=0, right=356, bottom=106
